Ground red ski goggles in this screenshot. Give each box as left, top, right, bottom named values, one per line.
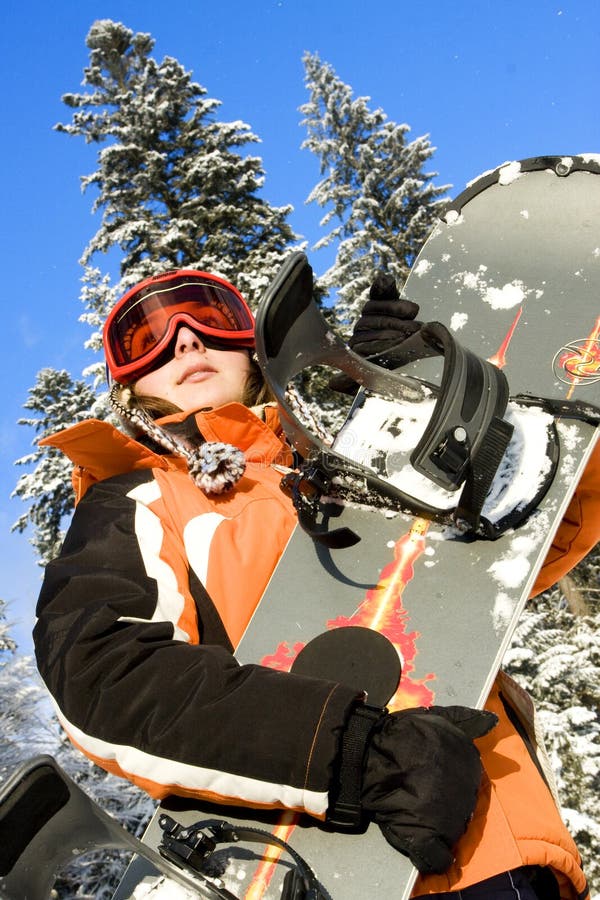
left=103, top=270, right=255, bottom=384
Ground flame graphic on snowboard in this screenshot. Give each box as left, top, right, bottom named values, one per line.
left=260, top=518, right=436, bottom=710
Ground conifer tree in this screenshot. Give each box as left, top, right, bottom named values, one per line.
left=12, top=369, right=98, bottom=564
left=0, top=599, right=53, bottom=778
left=301, top=52, right=448, bottom=329
left=59, top=20, right=296, bottom=294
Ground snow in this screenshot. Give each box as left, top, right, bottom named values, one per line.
left=483, top=281, right=527, bottom=310
left=461, top=270, right=483, bottom=290
left=557, top=421, right=585, bottom=453
left=480, top=404, right=554, bottom=523
left=128, top=855, right=257, bottom=899
left=450, top=264, right=542, bottom=310
left=450, top=311, right=468, bottom=331
left=498, top=160, right=522, bottom=185
left=334, top=393, right=456, bottom=510
left=414, top=258, right=433, bottom=276
left=492, top=591, right=517, bottom=631
left=131, top=876, right=198, bottom=898
left=488, top=550, right=531, bottom=590
left=566, top=706, right=597, bottom=727
left=559, top=156, right=574, bottom=172
left=578, top=152, right=600, bottom=164
left=563, top=808, right=599, bottom=837
left=128, top=858, right=287, bottom=899
left=444, top=210, right=463, bottom=226
left=466, top=166, right=497, bottom=187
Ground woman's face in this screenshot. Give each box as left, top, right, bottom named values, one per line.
left=135, top=326, right=253, bottom=412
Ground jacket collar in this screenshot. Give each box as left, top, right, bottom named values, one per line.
left=156, top=402, right=290, bottom=464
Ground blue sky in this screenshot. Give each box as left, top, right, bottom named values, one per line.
left=1, top=0, right=599, bottom=653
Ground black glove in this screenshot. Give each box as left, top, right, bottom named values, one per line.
left=329, top=272, right=422, bottom=394
left=349, top=272, right=421, bottom=359
left=329, top=704, right=497, bottom=875
left=363, top=705, right=496, bottom=873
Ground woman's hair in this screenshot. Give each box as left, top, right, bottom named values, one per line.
left=123, top=356, right=273, bottom=420
left=242, top=357, right=274, bottom=407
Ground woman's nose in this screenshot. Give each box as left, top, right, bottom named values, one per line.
left=174, top=325, right=206, bottom=356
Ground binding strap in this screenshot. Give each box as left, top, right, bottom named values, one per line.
left=158, top=814, right=327, bottom=899
left=407, top=322, right=513, bottom=532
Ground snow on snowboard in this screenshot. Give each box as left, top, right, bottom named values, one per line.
left=2, top=155, right=598, bottom=900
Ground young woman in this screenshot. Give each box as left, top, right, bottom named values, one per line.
left=34, top=268, right=591, bottom=898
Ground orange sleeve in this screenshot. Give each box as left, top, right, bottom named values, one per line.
left=531, top=439, right=600, bottom=597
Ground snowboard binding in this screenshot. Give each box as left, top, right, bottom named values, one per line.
left=158, top=814, right=326, bottom=899
left=255, top=252, right=566, bottom=541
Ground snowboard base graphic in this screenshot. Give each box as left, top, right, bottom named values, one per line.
left=114, top=155, right=600, bottom=899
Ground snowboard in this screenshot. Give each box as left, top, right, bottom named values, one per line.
left=106, top=154, right=600, bottom=900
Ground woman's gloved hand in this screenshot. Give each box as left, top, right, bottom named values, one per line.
left=362, top=705, right=496, bottom=874
left=329, top=703, right=497, bottom=875
left=349, top=272, right=421, bottom=359
left=329, top=272, right=423, bottom=394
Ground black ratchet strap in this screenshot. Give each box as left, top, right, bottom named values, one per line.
left=410, top=322, right=514, bottom=531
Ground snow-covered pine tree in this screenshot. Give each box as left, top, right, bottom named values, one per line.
left=0, top=599, right=54, bottom=779
left=301, top=52, right=449, bottom=331
left=12, top=369, right=98, bottom=565
left=58, top=19, right=297, bottom=312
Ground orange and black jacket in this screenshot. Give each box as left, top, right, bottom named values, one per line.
left=34, top=404, right=598, bottom=897
left=35, top=404, right=358, bottom=817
